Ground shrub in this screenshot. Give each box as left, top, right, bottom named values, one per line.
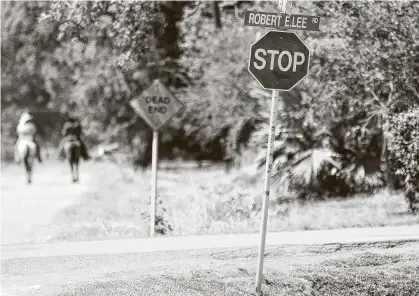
left=387, top=108, right=419, bottom=213
left=253, top=95, right=386, bottom=200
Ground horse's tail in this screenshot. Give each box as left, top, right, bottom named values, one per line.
left=70, top=142, right=79, bottom=160
left=67, top=141, right=81, bottom=163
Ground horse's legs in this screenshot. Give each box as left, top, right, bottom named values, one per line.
left=74, top=162, right=79, bottom=182
left=27, top=170, right=32, bottom=184
left=66, top=144, right=81, bottom=183
left=74, top=147, right=81, bottom=183
left=23, top=148, right=32, bottom=184
left=70, top=161, right=80, bottom=183
left=70, top=162, right=76, bottom=182
left=68, top=157, right=74, bottom=182
left=14, top=144, right=20, bottom=163
left=25, top=163, right=32, bottom=184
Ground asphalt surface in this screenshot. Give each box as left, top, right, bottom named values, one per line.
left=2, top=237, right=419, bottom=296
left=2, top=224, right=419, bottom=260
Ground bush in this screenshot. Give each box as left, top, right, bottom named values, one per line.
left=253, top=95, right=386, bottom=200
left=387, top=108, right=419, bottom=213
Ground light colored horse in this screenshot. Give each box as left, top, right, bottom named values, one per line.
left=14, top=139, right=38, bottom=184
left=63, top=137, right=81, bottom=183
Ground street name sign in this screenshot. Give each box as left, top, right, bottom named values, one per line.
left=129, top=79, right=184, bottom=131
left=248, top=30, right=310, bottom=90
left=244, top=10, right=321, bottom=31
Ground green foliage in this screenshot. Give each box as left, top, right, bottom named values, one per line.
left=387, top=108, right=419, bottom=213
left=1, top=1, right=58, bottom=116
left=1, top=1, right=190, bottom=166
left=1, top=1, right=62, bottom=150
left=177, top=2, right=264, bottom=166
left=41, top=38, right=134, bottom=144
left=254, top=95, right=385, bottom=199
left=309, top=1, right=419, bottom=111
left=42, top=1, right=168, bottom=68
left=38, top=1, right=187, bottom=137
left=252, top=1, right=418, bottom=203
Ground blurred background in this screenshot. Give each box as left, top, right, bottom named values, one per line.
left=1, top=1, right=418, bottom=244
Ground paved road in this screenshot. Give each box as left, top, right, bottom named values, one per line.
left=3, top=224, right=419, bottom=260
left=2, top=229, right=419, bottom=296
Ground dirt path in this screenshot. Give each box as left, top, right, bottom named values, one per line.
left=1, top=160, right=93, bottom=244
left=3, top=159, right=418, bottom=245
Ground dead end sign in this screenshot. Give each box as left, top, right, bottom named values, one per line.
left=130, top=79, right=184, bottom=131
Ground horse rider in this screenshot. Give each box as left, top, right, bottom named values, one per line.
left=14, top=111, right=42, bottom=163
left=57, top=114, right=90, bottom=161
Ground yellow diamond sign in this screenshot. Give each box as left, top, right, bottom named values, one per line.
left=130, top=79, right=184, bottom=131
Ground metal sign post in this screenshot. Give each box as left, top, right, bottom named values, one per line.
left=130, top=79, right=184, bottom=237
left=250, top=0, right=309, bottom=294
left=150, top=130, right=158, bottom=237
left=254, top=88, right=279, bottom=294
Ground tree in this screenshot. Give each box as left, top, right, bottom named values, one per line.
left=308, top=1, right=419, bottom=112
left=178, top=2, right=264, bottom=168
left=1, top=1, right=61, bottom=148
left=36, top=1, right=189, bottom=167
left=212, top=1, right=222, bottom=29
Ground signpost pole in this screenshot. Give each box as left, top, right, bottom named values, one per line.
left=255, top=1, right=288, bottom=294
left=129, top=79, right=184, bottom=238
left=150, top=130, right=158, bottom=237
left=255, top=90, right=279, bottom=294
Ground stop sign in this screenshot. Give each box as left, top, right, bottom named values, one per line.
left=248, top=30, right=310, bottom=91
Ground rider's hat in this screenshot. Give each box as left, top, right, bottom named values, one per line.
left=68, top=112, right=79, bottom=121
left=19, top=112, right=33, bottom=124
left=67, top=102, right=80, bottom=121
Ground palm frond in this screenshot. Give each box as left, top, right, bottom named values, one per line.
left=271, top=170, right=291, bottom=195
left=341, top=163, right=384, bottom=189
left=364, top=172, right=385, bottom=188
left=256, top=141, right=286, bottom=169
left=248, top=87, right=271, bottom=100
left=354, top=165, right=366, bottom=185
left=288, top=148, right=340, bottom=186
left=290, top=154, right=315, bottom=185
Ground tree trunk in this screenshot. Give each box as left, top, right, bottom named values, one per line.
left=380, top=115, right=393, bottom=188
left=212, top=1, right=222, bottom=29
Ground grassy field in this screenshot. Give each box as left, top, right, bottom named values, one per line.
left=2, top=240, right=418, bottom=296
left=1, top=158, right=418, bottom=244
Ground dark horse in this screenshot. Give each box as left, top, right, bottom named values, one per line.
left=63, top=137, right=81, bottom=183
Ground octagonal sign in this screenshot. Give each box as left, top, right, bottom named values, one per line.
left=248, top=30, right=310, bottom=91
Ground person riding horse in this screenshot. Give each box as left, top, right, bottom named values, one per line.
left=57, top=114, right=90, bottom=161
left=14, top=111, right=42, bottom=163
